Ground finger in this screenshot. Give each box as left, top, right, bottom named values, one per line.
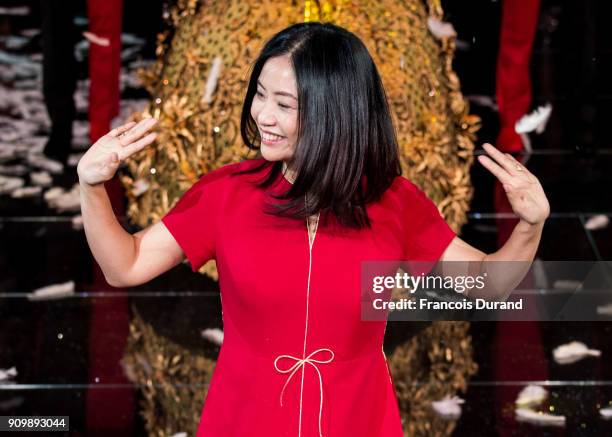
left=119, top=133, right=158, bottom=159
left=109, top=121, right=137, bottom=138
left=477, top=155, right=512, bottom=183
left=482, top=143, right=520, bottom=175
left=503, top=153, right=537, bottom=179
left=502, top=153, right=542, bottom=184
left=118, top=118, right=157, bottom=145
left=503, top=152, right=526, bottom=169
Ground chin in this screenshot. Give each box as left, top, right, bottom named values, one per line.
left=260, top=145, right=289, bottom=162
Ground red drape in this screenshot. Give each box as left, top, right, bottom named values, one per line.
left=494, top=2, right=550, bottom=436
left=85, top=0, right=134, bottom=434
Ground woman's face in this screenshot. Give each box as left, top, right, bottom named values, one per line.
left=250, top=55, right=299, bottom=164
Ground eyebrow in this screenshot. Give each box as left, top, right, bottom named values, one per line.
left=257, top=80, right=297, bottom=100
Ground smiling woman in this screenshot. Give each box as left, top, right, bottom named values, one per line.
left=78, top=18, right=548, bottom=437
left=237, top=23, right=402, bottom=230
left=251, top=56, right=299, bottom=163
left=156, top=22, right=459, bottom=437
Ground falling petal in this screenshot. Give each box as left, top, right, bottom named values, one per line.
left=44, top=184, right=81, bottom=212
left=0, top=164, right=28, bottom=176
left=30, top=171, right=52, bottom=187
left=11, top=185, right=42, bottom=198
left=200, top=328, right=224, bottom=346
left=427, top=17, right=457, bottom=39
left=431, top=395, right=464, bottom=420
left=553, top=341, right=601, bottom=365
left=584, top=214, right=609, bottom=231
left=27, top=154, right=64, bottom=174
left=515, top=408, right=566, bottom=427
left=515, top=104, right=553, bottom=134
left=67, top=153, right=84, bottom=167
left=202, top=56, right=223, bottom=105
left=0, top=7, right=29, bottom=15
left=82, top=31, right=110, bottom=47
left=0, top=367, right=17, bottom=383
left=0, top=175, right=24, bottom=194
left=71, top=215, right=84, bottom=231
left=515, top=385, right=548, bottom=408
left=132, top=179, right=150, bottom=196
left=596, top=303, right=612, bottom=316
left=27, top=281, right=75, bottom=301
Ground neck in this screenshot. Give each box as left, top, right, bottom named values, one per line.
left=281, top=161, right=297, bottom=184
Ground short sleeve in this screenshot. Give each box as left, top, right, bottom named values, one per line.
left=161, top=174, right=223, bottom=272
left=399, top=178, right=457, bottom=262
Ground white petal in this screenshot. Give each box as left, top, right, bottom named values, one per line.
left=201, top=328, right=224, bottom=346
left=515, top=104, right=553, bottom=134
left=431, top=395, right=464, bottom=419
left=11, top=185, right=42, bottom=198
left=515, top=408, right=566, bottom=427
left=202, top=57, right=223, bottom=104
left=584, top=214, right=609, bottom=231
left=132, top=179, right=150, bottom=196
left=27, top=281, right=75, bottom=301
left=596, top=302, right=612, bottom=316
left=71, top=215, right=84, bottom=230
left=0, top=175, right=24, bottom=194
left=31, top=171, right=52, bottom=187
left=515, top=384, right=548, bottom=407
left=0, top=367, right=17, bottom=382
left=0, top=7, right=30, bottom=16
left=553, top=341, right=601, bottom=365
left=82, top=31, right=110, bottom=47
left=600, top=406, right=612, bottom=419
left=27, top=154, right=64, bottom=174
left=427, top=17, right=457, bottom=39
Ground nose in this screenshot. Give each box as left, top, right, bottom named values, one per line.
left=256, top=100, right=277, bottom=127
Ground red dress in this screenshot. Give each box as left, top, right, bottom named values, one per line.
left=161, top=158, right=456, bottom=437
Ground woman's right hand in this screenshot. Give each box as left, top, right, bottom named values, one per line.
left=77, top=118, right=158, bottom=186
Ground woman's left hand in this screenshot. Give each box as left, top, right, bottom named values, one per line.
left=477, top=143, right=550, bottom=226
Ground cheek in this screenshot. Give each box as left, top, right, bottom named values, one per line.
left=250, top=97, right=266, bottom=120
left=281, top=114, right=298, bottom=137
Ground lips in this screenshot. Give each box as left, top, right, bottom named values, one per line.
left=261, top=134, right=285, bottom=144
left=260, top=129, right=285, bottom=144
left=260, top=130, right=285, bottom=137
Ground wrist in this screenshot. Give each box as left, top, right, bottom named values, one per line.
left=78, top=178, right=104, bottom=192
left=516, top=218, right=545, bottom=234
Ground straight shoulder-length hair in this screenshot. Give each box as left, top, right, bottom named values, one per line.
left=233, top=21, right=402, bottom=229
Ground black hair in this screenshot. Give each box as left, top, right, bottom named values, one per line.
left=234, top=21, right=402, bottom=229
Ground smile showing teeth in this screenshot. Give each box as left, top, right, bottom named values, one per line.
left=261, top=132, right=285, bottom=143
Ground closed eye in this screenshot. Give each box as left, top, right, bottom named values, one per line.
left=256, top=90, right=292, bottom=110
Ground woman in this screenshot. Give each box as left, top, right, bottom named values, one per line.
left=78, top=23, right=549, bottom=437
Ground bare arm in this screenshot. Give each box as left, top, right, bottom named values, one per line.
left=440, top=221, right=543, bottom=299
left=78, top=119, right=186, bottom=287
left=437, top=143, right=549, bottom=300
left=80, top=182, right=185, bottom=287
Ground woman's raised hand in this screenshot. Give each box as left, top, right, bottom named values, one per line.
left=477, top=143, right=550, bottom=226
left=77, top=118, right=158, bottom=186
